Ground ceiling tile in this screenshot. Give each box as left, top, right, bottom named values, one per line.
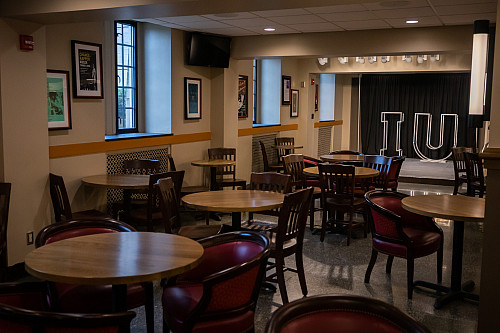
left=201, top=12, right=259, bottom=20
left=138, top=18, right=189, bottom=30
left=385, top=16, right=443, bottom=28
left=373, top=7, right=436, bottom=19
left=318, top=11, right=379, bottom=22
left=156, top=15, right=210, bottom=24
left=335, top=19, right=391, bottom=30
left=177, top=20, right=232, bottom=29
left=287, top=22, right=344, bottom=33
left=243, top=24, right=300, bottom=35
left=251, top=8, right=310, bottom=17
left=220, top=17, right=276, bottom=28
left=441, top=13, right=497, bottom=25
left=268, top=14, right=327, bottom=25
left=201, top=27, right=255, bottom=36
left=434, top=3, right=497, bottom=16
left=363, top=0, right=429, bottom=11
left=429, top=0, right=495, bottom=5
left=305, top=4, right=366, bottom=14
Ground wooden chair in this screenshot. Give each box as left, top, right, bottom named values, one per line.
left=49, top=173, right=108, bottom=223
left=283, top=154, right=322, bottom=231
left=362, top=155, right=392, bottom=191
left=386, top=156, right=406, bottom=191
left=0, top=183, right=11, bottom=283
left=208, top=148, right=247, bottom=190
left=364, top=190, right=443, bottom=299
left=158, top=177, right=221, bottom=239
left=167, top=154, right=209, bottom=196
left=0, top=281, right=135, bottom=333
left=162, top=231, right=270, bottom=333
left=463, top=152, right=486, bottom=198
left=35, top=218, right=153, bottom=332
left=318, top=163, right=367, bottom=245
left=241, top=172, right=291, bottom=231
left=265, top=187, right=313, bottom=304
left=452, top=147, right=473, bottom=195
left=265, top=295, right=431, bottom=333
left=259, top=141, right=284, bottom=173
left=275, top=137, right=295, bottom=162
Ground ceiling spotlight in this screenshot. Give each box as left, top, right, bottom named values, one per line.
left=381, top=56, right=391, bottom=63
left=417, top=54, right=428, bottom=64
left=356, top=57, right=365, bottom=64
left=318, top=57, right=329, bottom=65
left=402, top=55, right=412, bottom=63
left=337, top=57, right=348, bottom=64
left=367, top=56, right=377, bottom=64
left=406, top=20, right=419, bottom=24
left=430, top=54, right=440, bottom=62
left=264, top=27, right=275, bottom=32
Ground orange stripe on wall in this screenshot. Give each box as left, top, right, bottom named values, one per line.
left=238, top=124, right=298, bottom=136
left=314, top=120, right=343, bottom=128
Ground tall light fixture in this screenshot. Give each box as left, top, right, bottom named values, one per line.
left=469, top=20, right=489, bottom=128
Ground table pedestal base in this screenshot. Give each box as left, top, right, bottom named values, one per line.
left=413, top=280, right=479, bottom=309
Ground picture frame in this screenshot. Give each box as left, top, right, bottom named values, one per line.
left=184, top=77, right=202, bottom=119
left=282, top=75, right=291, bottom=105
left=47, top=70, right=72, bottom=130
left=71, top=40, right=103, bottom=98
left=238, top=75, right=248, bottom=118
left=290, top=89, right=299, bottom=117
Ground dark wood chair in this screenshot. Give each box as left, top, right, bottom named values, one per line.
left=265, top=187, right=313, bottom=304
left=49, top=173, right=108, bottom=223
left=362, top=155, right=392, bottom=191
left=167, top=153, right=209, bottom=195
left=35, top=218, right=153, bottom=332
left=275, top=137, right=295, bottom=162
left=364, top=190, right=443, bottom=299
left=463, top=152, right=486, bottom=198
left=162, top=231, right=270, bottom=333
left=158, top=177, right=221, bottom=239
left=452, top=147, right=473, bottom=195
left=259, top=141, right=284, bottom=172
left=386, top=156, right=406, bottom=191
left=0, top=183, right=11, bottom=282
left=265, top=295, right=431, bottom=333
left=0, top=281, right=135, bottom=333
left=329, top=150, right=363, bottom=155
left=242, top=172, right=291, bottom=231
left=208, top=148, right=247, bottom=190
left=318, top=163, right=367, bottom=245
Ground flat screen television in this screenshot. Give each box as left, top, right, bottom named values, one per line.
left=187, top=32, right=231, bottom=68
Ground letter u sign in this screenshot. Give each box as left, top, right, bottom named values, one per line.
left=412, top=113, right=458, bottom=161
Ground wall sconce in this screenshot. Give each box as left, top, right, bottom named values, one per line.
left=417, top=55, right=428, bottom=64
left=469, top=20, right=489, bottom=128
left=367, top=56, right=377, bottom=64
left=430, top=54, right=440, bottom=62
left=381, top=56, right=391, bottom=63
left=318, top=57, right=329, bottom=65
left=337, top=57, right=348, bottom=64
left=402, top=55, right=412, bottom=63
left=356, top=57, right=365, bottom=64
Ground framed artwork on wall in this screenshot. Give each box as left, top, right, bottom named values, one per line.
left=282, top=75, right=291, bottom=105
left=291, top=89, right=299, bottom=117
left=238, top=75, right=248, bottom=118
left=71, top=40, right=103, bottom=98
left=184, top=77, right=202, bottom=119
left=47, top=70, right=72, bottom=130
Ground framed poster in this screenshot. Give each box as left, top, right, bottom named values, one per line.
left=282, top=75, right=291, bottom=105
left=71, top=40, right=103, bottom=98
left=238, top=75, right=248, bottom=118
left=184, top=77, right=202, bottom=119
left=47, top=70, right=72, bottom=130
left=290, top=89, right=299, bottom=117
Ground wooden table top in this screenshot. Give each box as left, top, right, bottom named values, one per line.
left=191, top=159, right=236, bottom=167
left=401, top=195, right=485, bottom=222
left=82, top=174, right=150, bottom=189
left=320, top=154, right=364, bottom=163
left=25, top=232, right=203, bottom=285
left=303, top=166, right=379, bottom=179
left=182, top=190, right=284, bottom=213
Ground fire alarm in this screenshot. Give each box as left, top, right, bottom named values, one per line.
left=311, top=78, right=315, bottom=85
left=20, top=35, right=34, bottom=51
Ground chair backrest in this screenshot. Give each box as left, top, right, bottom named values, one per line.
left=329, top=150, right=362, bottom=155
left=452, top=147, right=473, bottom=176
left=0, top=183, right=11, bottom=283
left=363, top=155, right=392, bottom=188
left=250, top=172, right=291, bottom=194
left=386, top=156, right=406, bottom=190
left=318, top=163, right=356, bottom=203
left=208, top=148, right=237, bottom=180
left=264, top=295, right=431, bottom=333
left=463, top=152, right=485, bottom=193
left=174, top=231, right=270, bottom=330
left=0, top=281, right=135, bottom=333
left=49, top=173, right=72, bottom=223
left=158, top=178, right=180, bottom=233
left=35, top=218, right=135, bottom=248
left=123, top=159, right=160, bottom=175
left=166, top=154, right=177, bottom=171
left=145, top=171, right=184, bottom=221
left=275, top=137, right=294, bottom=161
left=259, top=141, right=272, bottom=172
left=283, top=154, right=306, bottom=189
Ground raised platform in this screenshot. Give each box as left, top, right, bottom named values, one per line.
left=399, top=158, right=455, bottom=186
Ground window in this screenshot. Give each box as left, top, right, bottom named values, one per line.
left=253, top=59, right=257, bottom=123
left=254, top=59, right=281, bottom=126
left=115, top=21, right=137, bottom=133
left=319, top=73, right=335, bottom=121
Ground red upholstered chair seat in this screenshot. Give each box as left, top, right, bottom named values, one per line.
left=372, top=227, right=442, bottom=258
left=44, top=228, right=118, bottom=244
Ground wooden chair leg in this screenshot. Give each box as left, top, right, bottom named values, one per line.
left=295, top=250, right=308, bottom=297
left=407, top=257, right=415, bottom=299
left=275, top=257, right=289, bottom=304
left=365, top=249, right=378, bottom=283
left=437, top=246, right=443, bottom=284
left=320, top=208, right=328, bottom=242
left=205, top=211, right=209, bottom=225
left=346, top=210, right=353, bottom=246
left=386, top=255, right=394, bottom=274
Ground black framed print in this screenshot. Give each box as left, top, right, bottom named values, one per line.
left=282, top=75, right=291, bottom=105
left=291, top=89, right=299, bottom=117
left=71, top=40, right=103, bottom=98
left=184, top=77, right=202, bottom=119
left=47, top=70, right=72, bottom=130
left=238, top=75, right=248, bottom=118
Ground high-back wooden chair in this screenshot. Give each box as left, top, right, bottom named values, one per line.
left=0, top=183, right=11, bottom=283
left=275, top=137, right=295, bottom=162
left=208, top=148, right=246, bottom=189
left=463, top=152, right=486, bottom=198
left=386, top=156, right=406, bottom=191
left=452, top=147, right=473, bottom=195
left=362, top=155, right=392, bottom=190
left=259, top=141, right=284, bottom=173
left=318, top=163, right=367, bottom=245
left=123, top=159, right=160, bottom=175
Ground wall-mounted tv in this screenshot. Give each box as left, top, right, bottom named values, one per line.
left=187, top=32, right=231, bottom=68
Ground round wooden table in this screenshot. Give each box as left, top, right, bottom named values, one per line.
left=25, top=232, right=203, bottom=311
left=401, top=194, right=485, bottom=308
left=320, top=154, right=364, bottom=163
left=303, top=166, right=379, bottom=178
left=182, top=190, right=284, bottom=229
left=191, top=159, right=236, bottom=191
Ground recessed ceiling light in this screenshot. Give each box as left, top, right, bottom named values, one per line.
left=406, top=20, right=419, bottom=24
left=264, top=27, right=276, bottom=32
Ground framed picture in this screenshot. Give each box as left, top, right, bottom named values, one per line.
left=290, top=89, right=299, bottom=117
left=184, top=77, right=202, bottom=119
left=71, top=40, right=103, bottom=98
left=47, top=70, right=72, bottom=130
left=238, top=75, right=248, bottom=118
left=282, top=75, right=291, bottom=105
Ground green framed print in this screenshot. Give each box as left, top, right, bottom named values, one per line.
left=47, top=70, right=72, bottom=130
left=184, top=77, right=202, bottom=119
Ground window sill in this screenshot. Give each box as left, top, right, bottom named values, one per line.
left=105, top=132, right=173, bottom=141
left=252, top=123, right=281, bottom=128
